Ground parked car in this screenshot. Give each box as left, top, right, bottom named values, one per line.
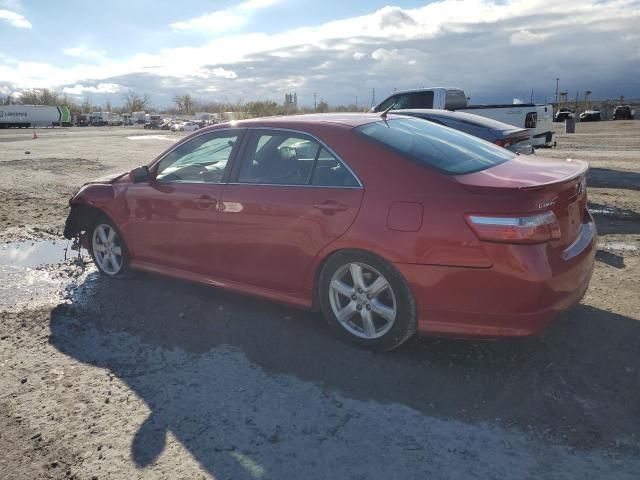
left=171, top=121, right=199, bottom=132
left=579, top=110, right=601, bottom=122
left=554, top=108, right=574, bottom=122
left=64, top=114, right=595, bottom=351
left=144, top=115, right=163, bottom=129
left=613, top=105, right=634, bottom=120
left=370, top=87, right=554, bottom=147
left=394, top=109, right=533, bottom=155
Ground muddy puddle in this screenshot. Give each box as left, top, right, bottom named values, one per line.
left=0, top=240, right=92, bottom=310
left=598, top=241, right=639, bottom=253
left=588, top=203, right=639, bottom=219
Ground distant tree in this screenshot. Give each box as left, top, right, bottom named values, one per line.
left=105, top=99, right=112, bottom=113
left=81, top=96, right=92, bottom=113
left=123, top=91, right=151, bottom=112
left=245, top=100, right=280, bottom=118
left=173, top=94, right=194, bottom=114
left=316, top=100, right=329, bottom=113
left=18, top=88, right=60, bottom=106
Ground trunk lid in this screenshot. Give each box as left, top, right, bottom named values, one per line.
left=456, top=155, right=589, bottom=248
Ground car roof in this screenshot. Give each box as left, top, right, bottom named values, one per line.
left=202, top=113, right=407, bottom=132
left=381, top=87, right=462, bottom=96
left=394, top=109, right=525, bottom=132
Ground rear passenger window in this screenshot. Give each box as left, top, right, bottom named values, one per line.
left=311, top=148, right=359, bottom=187
left=377, top=91, right=434, bottom=111
left=404, top=91, right=434, bottom=109
left=444, top=90, right=468, bottom=109
left=236, top=131, right=360, bottom=187
left=238, top=132, right=318, bottom=185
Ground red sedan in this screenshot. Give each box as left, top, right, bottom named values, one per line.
left=64, top=114, right=596, bottom=351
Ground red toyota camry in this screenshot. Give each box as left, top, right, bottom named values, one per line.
left=64, top=114, right=595, bottom=350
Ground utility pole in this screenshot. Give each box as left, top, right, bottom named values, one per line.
left=555, top=78, right=559, bottom=105
left=355, top=96, right=358, bottom=110
left=313, top=92, right=317, bottom=111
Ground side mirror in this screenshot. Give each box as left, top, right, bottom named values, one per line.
left=129, top=166, right=150, bottom=183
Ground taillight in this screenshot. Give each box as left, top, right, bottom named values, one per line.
left=464, top=211, right=561, bottom=244
left=494, top=139, right=512, bottom=148
left=525, top=112, right=537, bottom=128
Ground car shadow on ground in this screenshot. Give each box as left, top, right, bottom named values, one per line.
left=587, top=168, right=640, bottom=191
left=48, top=271, right=640, bottom=476
left=595, top=250, right=626, bottom=268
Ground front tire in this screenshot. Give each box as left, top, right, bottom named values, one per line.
left=89, top=217, right=130, bottom=277
left=319, top=250, right=417, bottom=351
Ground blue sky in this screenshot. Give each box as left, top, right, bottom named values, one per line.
left=1, top=0, right=639, bottom=108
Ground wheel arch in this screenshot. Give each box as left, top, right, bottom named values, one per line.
left=309, top=247, right=405, bottom=311
left=63, top=203, right=119, bottom=241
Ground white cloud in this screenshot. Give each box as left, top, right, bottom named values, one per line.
left=0, top=0, right=639, bottom=105
left=239, top=0, right=278, bottom=8
left=62, top=83, right=123, bottom=95
left=63, top=45, right=107, bottom=61
left=210, top=67, right=238, bottom=79
left=0, top=9, right=30, bottom=28
left=510, top=29, right=550, bottom=45
left=171, top=0, right=279, bottom=32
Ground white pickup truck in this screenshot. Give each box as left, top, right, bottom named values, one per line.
left=371, top=87, right=554, bottom=148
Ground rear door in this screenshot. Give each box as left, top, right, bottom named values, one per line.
left=122, top=129, right=243, bottom=274
left=217, top=128, right=363, bottom=294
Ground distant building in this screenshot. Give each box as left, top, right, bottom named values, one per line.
left=284, top=92, right=298, bottom=109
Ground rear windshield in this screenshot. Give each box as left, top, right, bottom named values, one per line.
left=444, top=89, right=468, bottom=109
left=355, top=118, right=515, bottom=175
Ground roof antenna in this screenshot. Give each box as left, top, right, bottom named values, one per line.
left=380, top=103, right=395, bottom=119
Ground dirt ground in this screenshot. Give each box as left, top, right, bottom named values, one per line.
left=0, top=121, right=639, bottom=479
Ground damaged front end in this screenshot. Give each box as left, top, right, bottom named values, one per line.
left=63, top=174, right=125, bottom=245
left=63, top=204, right=98, bottom=249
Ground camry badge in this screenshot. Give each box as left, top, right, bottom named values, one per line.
left=538, top=200, right=556, bottom=209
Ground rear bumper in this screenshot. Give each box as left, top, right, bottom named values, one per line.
left=532, top=130, right=554, bottom=147
left=395, top=217, right=596, bottom=338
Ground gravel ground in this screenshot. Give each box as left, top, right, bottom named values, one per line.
left=0, top=121, right=639, bottom=479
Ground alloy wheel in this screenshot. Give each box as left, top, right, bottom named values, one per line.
left=329, top=262, right=397, bottom=339
left=92, top=223, right=124, bottom=275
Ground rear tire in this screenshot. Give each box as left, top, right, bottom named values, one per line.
left=89, top=216, right=131, bottom=278
left=319, top=250, right=417, bottom=351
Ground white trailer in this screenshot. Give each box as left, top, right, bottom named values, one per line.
left=107, top=113, right=122, bottom=126
left=0, top=105, right=70, bottom=128
left=90, top=112, right=122, bottom=126
left=132, top=111, right=146, bottom=124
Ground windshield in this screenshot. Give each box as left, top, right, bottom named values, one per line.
left=356, top=118, right=515, bottom=175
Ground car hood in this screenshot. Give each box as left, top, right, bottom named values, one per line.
left=82, top=171, right=127, bottom=186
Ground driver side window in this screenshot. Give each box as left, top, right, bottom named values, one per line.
left=155, top=132, right=238, bottom=183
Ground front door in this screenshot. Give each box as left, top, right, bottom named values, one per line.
left=122, top=129, right=242, bottom=275
left=217, top=129, right=363, bottom=294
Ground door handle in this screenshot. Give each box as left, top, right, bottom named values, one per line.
left=313, top=201, right=348, bottom=213
left=195, top=195, right=217, bottom=209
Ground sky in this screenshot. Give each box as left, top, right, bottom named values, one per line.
left=0, top=0, right=639, bottom=109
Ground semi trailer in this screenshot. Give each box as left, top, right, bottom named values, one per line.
left=0, top=105, right=71, bottom=128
